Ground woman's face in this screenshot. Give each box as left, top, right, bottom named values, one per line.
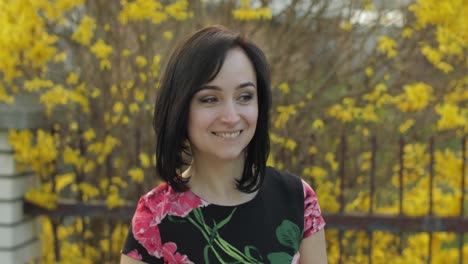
left=187, top=47, right=258, bottom=162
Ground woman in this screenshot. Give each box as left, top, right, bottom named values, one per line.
left=121, top=25, right=327, bottom=264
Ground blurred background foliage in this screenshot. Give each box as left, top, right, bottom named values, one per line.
left=1, top=0, right=467, bottom=263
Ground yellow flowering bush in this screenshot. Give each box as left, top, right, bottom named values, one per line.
left=2, top=0, right=467, bottom=263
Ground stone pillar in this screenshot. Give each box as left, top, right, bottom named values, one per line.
left=0, top=94, right=45, bottom=263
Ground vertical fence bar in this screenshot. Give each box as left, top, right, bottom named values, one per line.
left=135, top=129, right=143, bottom=195
left=338, top=133, right=347, bottom=264
left=428, top=137, right=435, bottom=264
left=109, top=220, right=114, bottom=263
left=52, top=217, right=62, bottom=261
left=78, top=130, right=86, bottom=257
left=398, top=136, right=405, bottom=254
left=339, top=133, right=347, bottom=212
left=460, top=136, right=466, bottom=264
left=368, top=135, right=377, bottom=264
left=106, top=155, right=113, bottom=262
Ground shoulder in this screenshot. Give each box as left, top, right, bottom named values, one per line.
left=133, top=182, right=208, bottom=222
left=265, top=166, right=303, bottom=192
left=130, top=183, right=208, bottom=259
left=263, top=167, right=304, bottom=206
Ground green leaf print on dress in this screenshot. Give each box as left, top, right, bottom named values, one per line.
left=267, top=220, right=301, bottom=263
left=187, top=208, right=263, bottom=264
left=186, top=208, right=301, bottom=264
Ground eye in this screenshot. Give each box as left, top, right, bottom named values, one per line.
left=238, top=93, right=254, bottom=102
left=199, top=96, right=218, bottom=104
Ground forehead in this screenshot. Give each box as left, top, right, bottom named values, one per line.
left=206, top=47, right=257, bottom=87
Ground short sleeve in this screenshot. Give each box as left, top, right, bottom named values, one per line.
left=302, top=180, right=326, bottom=238
left=122, top=224, right=164, bottom=263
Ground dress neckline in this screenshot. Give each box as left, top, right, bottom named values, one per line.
left=187, top=180, right=264, bottom=209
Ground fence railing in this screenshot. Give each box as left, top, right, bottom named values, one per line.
left=23, top=135, right=467, bottom=263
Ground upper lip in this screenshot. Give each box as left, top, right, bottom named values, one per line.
left=212, top=130, right=242, bottom=134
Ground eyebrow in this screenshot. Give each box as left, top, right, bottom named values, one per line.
left=199, top=82, right=256, bottom=91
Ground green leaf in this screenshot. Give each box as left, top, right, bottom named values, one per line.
left=167, top=215, right=186, bottom=223
left=214, top=208, right=237, bottom=230
left=204, top=245, right=211, bottom=264
left=267, top=252, right=293, bottom=264
left=275, top=220, right=301, bottom=251
left=244, top=245, right=263, bottom=262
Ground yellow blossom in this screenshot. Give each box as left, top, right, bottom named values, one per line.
left=285, top=139, right=297, bottom=151
left=308, top=146, right=318, bottom=155
left=0, top=84, right=13, bottom=104
left=399, top=119, right=415, bottom=133
left=274, top=105, right=297, bottom=129
left=128, top=168, right=144, bottom=183
left=303, top=166, right=328, bottom=181
left=163, top=31, right=173, bottom=40
left=129, top=103, right=139, bottom=114
left=119, top=0, right=166, bottom=25
left=24, top=78, right=54, bottom=92
left=70, top=122, right=78, bottom=131
left=435, top=103, right=466, bottom=131
left=377, top=36, right=397, bottom=58
left=106, top=185, right=125, bottom=209
left=53, top=52, right=67, bottom=62
left=122, top=49, right=131, bottom=57
left=165, top=0, right=191, bottom=21
left=76, top=183, right=100, bottom=201
left=90, top=39, right=112, bottom=59
left=421, top=44, right=454, bottom=73
left=325, top=152, right=338, bottom=171
left=402, top=27, right=413, bottom=38
left=72, top=16, right=96, bottom=46
left=232, top=1, right=272, bottom=21
left=83, top=128, right=96, bottom=142
left=66, top=72, right=79, bottom=85
left=139, top=152, right=151, bottom=168
left=39, top=85, right=69, bottom=115
left=312, top=119, right=324, bottom=130
left=134, top=89, right=145, bottom=102
left=100, top=59, right=111, bottom=70
left=394, top=82, right=433, bottom=112
left=135, top=56, right=147, bottom=68
left=340, top=22, right=353, bottom=31
left=278, top=82, right=290, bottom=94
left=113, top=102, right=124, bottom=113
left=91, top=88, right=101, bottom=98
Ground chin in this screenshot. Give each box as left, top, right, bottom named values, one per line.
left=211, top=149, right=246, bottom=162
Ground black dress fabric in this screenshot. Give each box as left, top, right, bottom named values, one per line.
left=121, top=167, right=325, bottom=264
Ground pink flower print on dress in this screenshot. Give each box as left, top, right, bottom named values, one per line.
left=291, top=252, right=300, bottom=264
left=127, top=249, right=143, bottom=260
left=132, top=183, right=206, bottom=260
left=166, top=187, right=209, bottom=217
left=162, top=242, right=194, bottom=264
left=133, top=198, right=164, bottom=257
left=302, top=180, right=326, bottom=238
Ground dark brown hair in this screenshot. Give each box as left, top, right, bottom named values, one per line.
left=153, top=25, right=271, bottom=193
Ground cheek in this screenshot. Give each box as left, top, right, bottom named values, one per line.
left=187, top=108, right=213, bottom=132
left=245, top=106, right=259, bottom=127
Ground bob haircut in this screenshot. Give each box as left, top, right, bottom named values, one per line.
left=153, top=25, right=271, bottom=193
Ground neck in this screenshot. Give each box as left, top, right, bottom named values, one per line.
left=183, top=155, right=254, bottom=206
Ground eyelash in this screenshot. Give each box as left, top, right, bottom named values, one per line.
left=200, top=96, right=217, bottom=103
left=199, top=93, right=254, bottom=104
left=239, top=93, right=253, bottom=102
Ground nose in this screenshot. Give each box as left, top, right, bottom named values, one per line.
left=220, top=101, right=240, bottom=124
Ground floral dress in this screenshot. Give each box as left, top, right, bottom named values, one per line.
left=122, top=167, right=325, bottom=264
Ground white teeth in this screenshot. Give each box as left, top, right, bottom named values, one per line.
left=215, top=131, right=241, bottom=138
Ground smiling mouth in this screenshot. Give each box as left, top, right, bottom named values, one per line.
left=212, top=130, right=243, bottom=139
